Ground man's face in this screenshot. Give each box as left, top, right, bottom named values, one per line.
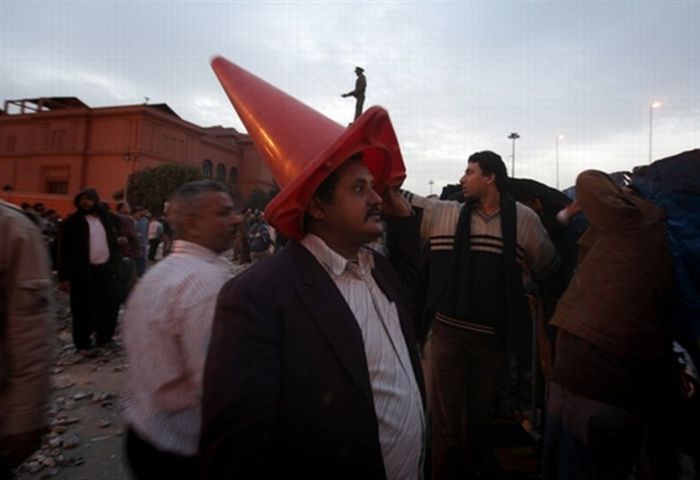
left=310, top=159, right=384, bottom=246
left=460, top=161, right=493, bottom=202
left=78, top=195, right=96, bottom=212
left=192, top=191, right=241, bottom=254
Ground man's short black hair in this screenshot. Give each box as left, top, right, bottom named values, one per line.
left=168, top=180, right=233, bottom=238
left=468, top=151, right=508, bottom=192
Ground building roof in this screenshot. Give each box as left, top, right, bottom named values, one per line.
left=4, top=97, right=89, bottom=113
left=145, top=103, right=180, bottom=119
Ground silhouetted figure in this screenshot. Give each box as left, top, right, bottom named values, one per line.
left=0, top=200, right=53, bottom=478
left=341, top=66, right=366, bottom=121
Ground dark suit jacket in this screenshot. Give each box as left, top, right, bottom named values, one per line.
left=200, top=216, right=424, bottom=479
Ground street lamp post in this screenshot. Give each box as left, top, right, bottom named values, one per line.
left=428, top=179, right=434, bottom=195
left=649, top=101, right=661, bottom=164
left=555, top=135, right=564, bottom=189
left=508, top=132, right=520, bottom=177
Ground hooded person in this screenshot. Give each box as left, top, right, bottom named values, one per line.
left=200, top=57, right=427, bottom=479
left=58, top=188, right=123, bottom=353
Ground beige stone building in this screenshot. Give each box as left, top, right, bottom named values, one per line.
left=0, top=97, right=275, bottom=215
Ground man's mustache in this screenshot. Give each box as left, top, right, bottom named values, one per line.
left=365, top=207, right=382, bottom=220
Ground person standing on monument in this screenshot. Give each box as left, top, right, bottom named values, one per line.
left=341, top=66, right=367, bottom=121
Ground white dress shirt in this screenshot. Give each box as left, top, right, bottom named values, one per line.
left=122, top=240, right=233, bottom=456
left=301, top=234, right=425, bottom=480
left=85, top=214, right=110, bottom=265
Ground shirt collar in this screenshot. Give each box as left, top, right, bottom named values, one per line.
left=170, top=239, right=228, bottom=264
left=300, top=234, right=374, bottom=278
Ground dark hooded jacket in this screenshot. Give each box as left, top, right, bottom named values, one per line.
left=58, top=189, right=122, bottom=282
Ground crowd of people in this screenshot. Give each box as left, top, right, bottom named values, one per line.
left=1, top=55, right=698, bottom=480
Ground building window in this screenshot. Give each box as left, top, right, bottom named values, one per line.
left=42, top=165, right=70, bottom=194
left=202, top=159, right=213, bottom=178
left=228, top=166, right=238, bottom=185
left=216, top=163, right=226, bottom=182
left=46, top=181, right=69, bottom=194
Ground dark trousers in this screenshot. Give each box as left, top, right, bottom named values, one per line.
left=148, top=239, right=160, bottom=261
left=0, top=455, right=11, bottom=480
left=543, top=381, right=644, bottom=480
left=136, top=244, right=147, bottom=276
left=354, top=95, right=365, bottom=120
left=70, top=264, right=119, bottom=349
left=117, top=257, right=137, bottom=305
left=429, top=321, right=506, bottom=480
left=125, top=428, right=199, bottom=480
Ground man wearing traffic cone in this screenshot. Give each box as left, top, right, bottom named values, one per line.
left=200, top=57, right=426, bottom=479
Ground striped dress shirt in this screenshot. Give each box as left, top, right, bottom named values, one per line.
left=301, top=234, right=425, bottom=480
left=122, top=240, right=233, bottom=456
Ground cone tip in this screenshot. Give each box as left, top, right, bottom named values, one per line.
left=210, top=55, right=227, bottom=69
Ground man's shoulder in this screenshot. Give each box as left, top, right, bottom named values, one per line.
left=0, top=200, right=32, bottom=222
left=223, top=248, right=299, bottom=295
left=0, top=201, right=42, bottom=238
left=61, top=212, right=83, bottom=226
left=515, top=201, right=543, bottom=225
left=136, top=254, right=230, bottom=301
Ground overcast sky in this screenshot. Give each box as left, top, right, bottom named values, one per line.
left=2, top=0, right=698, bottom=194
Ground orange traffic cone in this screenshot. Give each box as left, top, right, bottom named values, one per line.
left=211, top=56, right=405, bottom=240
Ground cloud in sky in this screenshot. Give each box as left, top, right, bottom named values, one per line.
left=1, top=0, right=698, bottom=194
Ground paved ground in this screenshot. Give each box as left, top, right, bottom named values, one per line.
left=14, top=303, right=129, bottom=480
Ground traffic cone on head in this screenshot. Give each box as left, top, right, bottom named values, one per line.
left=211, top=55, right=405, bottom=240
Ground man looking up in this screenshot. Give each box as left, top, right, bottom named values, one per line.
left=200, top=155, right=425, bottom=479
left=123, top=180, right=240, bottom=479
left=201, top=57, right=425, bottom=479
left=403, top=151, right=569, bottom=479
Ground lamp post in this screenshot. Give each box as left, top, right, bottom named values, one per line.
left=555, top=135, right=564, bottom=189
left=428, top=179, right=434, bottom=195
left=507, top=132, right=520, bottom=177
left=649, top=101, right=661, bottom=164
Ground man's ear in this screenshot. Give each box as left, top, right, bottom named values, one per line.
left=306, top=196, right=326, bottom=221
left=182, top=214, right=199, bottom=237
left=485, top=173, right=496, bottom=185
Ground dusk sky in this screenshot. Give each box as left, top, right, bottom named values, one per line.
left=2, top=0, right=698, bottom=194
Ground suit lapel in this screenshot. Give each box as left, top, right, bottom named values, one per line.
left=288, top=243, right=375, bottom=409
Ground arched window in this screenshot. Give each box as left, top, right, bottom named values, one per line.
left=202, top=159, right=213, bottom=178
left=216, top=163, right=226, bottom=181
left=228, top=166, right=239, bottom=185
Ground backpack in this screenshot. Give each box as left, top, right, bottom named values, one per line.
left=247, top=221, right=271, bottom=252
